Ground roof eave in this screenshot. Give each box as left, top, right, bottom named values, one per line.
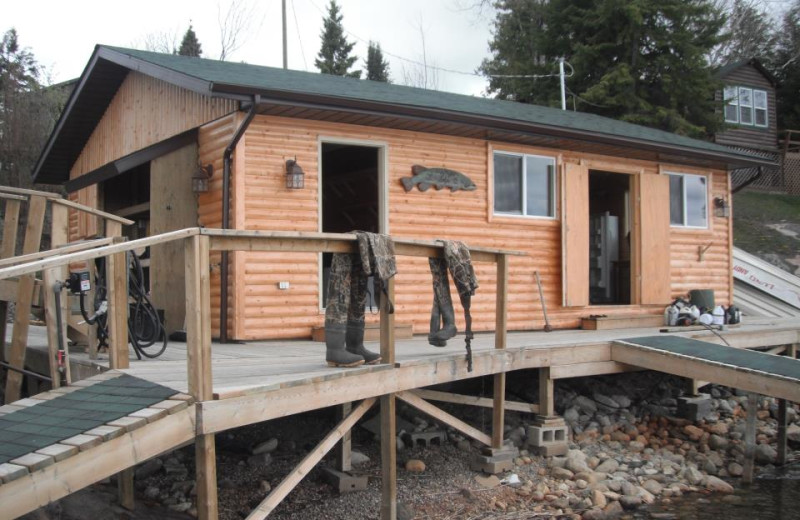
left=211, top=82, right=772, bottom=171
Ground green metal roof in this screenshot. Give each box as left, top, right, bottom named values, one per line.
left=107, top=45, right=754, bottom=159
left=33, top=44, right=771, bottom=184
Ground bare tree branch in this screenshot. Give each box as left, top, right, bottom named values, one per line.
left=218, top=0, right=261, bottom=61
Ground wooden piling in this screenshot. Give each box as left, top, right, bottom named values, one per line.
left=743, top=392, right=757, bottom=484
left=380, top=276, right=396, bottom=520
left=492, top=254, right=508, bottom=448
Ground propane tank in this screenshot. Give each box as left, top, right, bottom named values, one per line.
left=664, top=305, right=679, bottom=326
left=727, top=305, right=741, bottom=325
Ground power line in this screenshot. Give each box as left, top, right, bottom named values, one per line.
left=289, top=0, right=308, bottom=71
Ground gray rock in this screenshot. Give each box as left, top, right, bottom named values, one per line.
left=576, top=396, right=598, bottom=414
left=621, top=481, right=638, bottom=497
left=144, top=486, right=160, bottom=500
left=168, top=502, right=192, bottom=513
left=564, top=407, right=580, bottom=424
left=351, top=450, right=370, bottom=466
left=604, top=501, right=624, bottom=518
left=595, top=458, right=619, bottom=474
left=135, top=458, right=163, bottom=480
left=704, top=475, right=734, bottom=494
left=252, top=438, right=279, bottom=455
left=702, top=459, right=718, bottom=475
left=552, top=467, right=575, bottom=480
left=755, top=444, right=777, bottom=465
left=612, top=395, right=632, bottom=408
left=582, top=507, right=606, bottom=520
left=709, top=434, right=728, bottom=451
left=247, top=453, right=272, bottom=468
left=619, top=495, right=643, bottom=509
left=259, top=480, right=272, bottom=494
left=643, top=479, right=662, bottom=495
left=682, top=466, right=704, bottom=486
left=594, top=393, right=620, bottom=409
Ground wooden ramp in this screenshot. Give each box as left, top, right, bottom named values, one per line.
left=0, top=371, right=195, bottom=519
left=612, top=335, right=800, bottom=402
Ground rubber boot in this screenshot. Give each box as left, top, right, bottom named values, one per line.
left=345, top=259, right=381, bottom=364
left=325, top=254, right=365, bottom=367
left=428, top=258, right=457, bottom=346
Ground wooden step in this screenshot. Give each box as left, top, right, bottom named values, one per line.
left=581, top=314, right=664, bottom=330
left=311, top=323, right=414, bottom=342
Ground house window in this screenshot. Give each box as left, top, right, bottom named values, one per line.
left=724, top=86, right=738, bottom=123
left=493, top=152, right=556, bottom=218
left=754, top=89, right=768, bottom=127
left=724, top=85, right=768, bottom=128
left=667, top=172, right=707, bottom=228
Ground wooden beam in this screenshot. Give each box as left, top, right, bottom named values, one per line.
left=5, top=195, right=46, bottom=403
left=778, top=397, right=788, bottom=466
left=397, top=391, right=491, bottom=446
left=0, top=237, right=114, bottom=269
left=492, top=254, right=508, bottom=448
left=196, top=434, right=218, bottom=520
left=611, top=341, right=800, bottom=403
left=0, top=192, right=26, bottom=202
left=45, top=203, right=69, bottom=387
left=410, top=389, right=538, bottom=414
left=0, top=186, right=60, bottom=199
left=380, top=277, right=396, bottom=365
left=0, top=228, right=200, bottom=282
left=0, top=197, right=21, bottom=365
left=743, top=392, right=757, bottom=484
left=106, top=235, right=129, bottom=370
left=380, top=393, right=396, bottom=520
left=51, top=197, right=134, bottom=226
left=245, top=398, right=376, bottom=520
left=185, top=235, right=212, bottom=402
left=550, top=360, right=639, bottom=379
left=336, top=402, right=353, bottom=472
left=0, top=407, right=196, bottom=520
left=492, top=373, right=506, bottom=449
left=117, top=468, right=135, bottom=510
left=539, top=367, right=555, bottom=417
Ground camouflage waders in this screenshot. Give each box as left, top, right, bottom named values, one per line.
left=324, top=254, right=365, bottom=367
left=345, top=258, right=381, bottom=364
left=428, top=258, right=456, bottom=346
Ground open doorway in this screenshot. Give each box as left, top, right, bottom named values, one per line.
left=588, top=170, right=632, bottom=305
left=320, top=142, right=382, bottom=305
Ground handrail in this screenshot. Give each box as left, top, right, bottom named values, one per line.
left=0, top=228, right=200, bottom=281
left=0, top=237, right=115, bottom=269
left=51, top=198, right=134, bottom=226
left=0, top=192, right=27, bottom=202
left=0, top=228, right=523, bottom=282
left=0, top=185, right=61, bottom=199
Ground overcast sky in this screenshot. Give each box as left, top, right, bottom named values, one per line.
left=4, top=0, right=497, bottom=96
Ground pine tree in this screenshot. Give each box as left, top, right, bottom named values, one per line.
left=315, top=0, right=361, bottom=78
left=178, top=24, right=203, bottom=57
left=365, top=42, right=390, bottom=82
left=480, top=0, right=726, bottom=138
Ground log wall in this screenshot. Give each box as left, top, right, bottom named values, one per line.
left=232, top=115, right=733, bottom=340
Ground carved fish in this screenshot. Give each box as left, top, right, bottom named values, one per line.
left=401, top=165, right=477, bottom=192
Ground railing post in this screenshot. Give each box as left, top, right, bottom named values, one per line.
left=379, top=275, right=396, bottom=520
left=44, top=202, right=70, bottom=387
left=0, top=196, right=21, bottom=365
left=106, top=231, right=129, bottom=370
left=185, top=234, right=217, bottom=520
left=5, top=194, right=46, bottom=403
left=492, top=254, right=508, bottom=448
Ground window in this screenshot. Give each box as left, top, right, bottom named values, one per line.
left=724, top=85, right=768, bottom=128
left=754, top=90, right=768, bottom=127
left=667, top=173, right=707, bottom=228
left=739, top=87, right=753, bottom=125
left=493, top=152, right=555, bottom=218
left=724, top=86, right=738, bottom=123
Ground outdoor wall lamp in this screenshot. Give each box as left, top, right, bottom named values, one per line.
left=192, top=164, right=214, bottom=193
left=714, top=196, right=730, bottom=218
left=285, top=158, right=305, bottom=189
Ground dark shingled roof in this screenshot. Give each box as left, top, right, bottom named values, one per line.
left=33, top=45, right=771, bottom=184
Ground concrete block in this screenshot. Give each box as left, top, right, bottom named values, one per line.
left=320, top=467, right=369, bottom=493
left=527, top=416, right=569, bottom=457
left=471, top=445, right=518, bottom=474
left=406, top=430, right=447, bottom=448
left=677, top=394, right=712, bottom=421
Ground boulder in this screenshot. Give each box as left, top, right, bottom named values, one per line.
left=251, top=438, right=279, bottom=455
left=703, top=475, right=734, bottom=494
left=755, top=444, right=777, bottom=465
left=595, top=458, right=619, bottom=474
left=405, top=459, right=425, bottom=473
left=552, top=467, right=575, bottom=480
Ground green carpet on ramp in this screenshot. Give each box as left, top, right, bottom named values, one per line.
left=0, top=374, right=176, bottom=465
left=621, top=336, right=800, bottom=381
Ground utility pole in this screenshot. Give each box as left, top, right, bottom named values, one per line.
left=559, top=57, right=566, bottom=111
left=282, top=0, right=288, bottom=69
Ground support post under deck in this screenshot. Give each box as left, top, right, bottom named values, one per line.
left=380, top=276, right=396, bottom=520
left=743, top=392, right=758, bottom=484
left=0, top=196, right=21, bottom=365
left=778, top=344, right=797, bottom=466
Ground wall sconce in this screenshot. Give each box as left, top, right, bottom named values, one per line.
left=714, top=196, right=730, bottom=218
left=192, top=164, right=214, bottom=193
left=285, top=158, right=305, bottom=189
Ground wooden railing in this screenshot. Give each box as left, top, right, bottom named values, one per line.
left=0, top=226, right=522, bottom=520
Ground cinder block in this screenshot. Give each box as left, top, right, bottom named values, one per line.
left=527, top=416, right=569, bottom=457
left=406, top=430, right=447, bottom=447
left=320, top=467, right=369, bottom=493
left=677, top=394, right=712, bottom=422
left=471, top=445, right=518, bottom=474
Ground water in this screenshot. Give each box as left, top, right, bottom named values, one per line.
left=642, top=462, right=800, bottom=520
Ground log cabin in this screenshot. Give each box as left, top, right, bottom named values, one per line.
left=32, top=46, right=771, bottom=342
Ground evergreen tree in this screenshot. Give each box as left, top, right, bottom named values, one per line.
left=480, top=0, right=726, bottom=138
left=315, top=0, right=361, bottom=78
left=178, top=24, right=203, bottom=57
left=365, top=42, right=390, bottom=82
left=772, top=1, right=800, bottom=130
left=710, top=0, right=777, bottom=66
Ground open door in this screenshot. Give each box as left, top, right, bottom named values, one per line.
left=562, top=162, right=589, bottom=307
left=639, top=173, right=671, bottom=304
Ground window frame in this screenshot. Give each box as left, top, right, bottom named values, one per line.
left=753, top=89, right=768, bottom=128
left=666, top=171, right=709, bottom=230
left=723, top=85, right=739, bottom=124
left=738, top=87, right=754, bottom=125
left=492, top=150, right=557, bottom=220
